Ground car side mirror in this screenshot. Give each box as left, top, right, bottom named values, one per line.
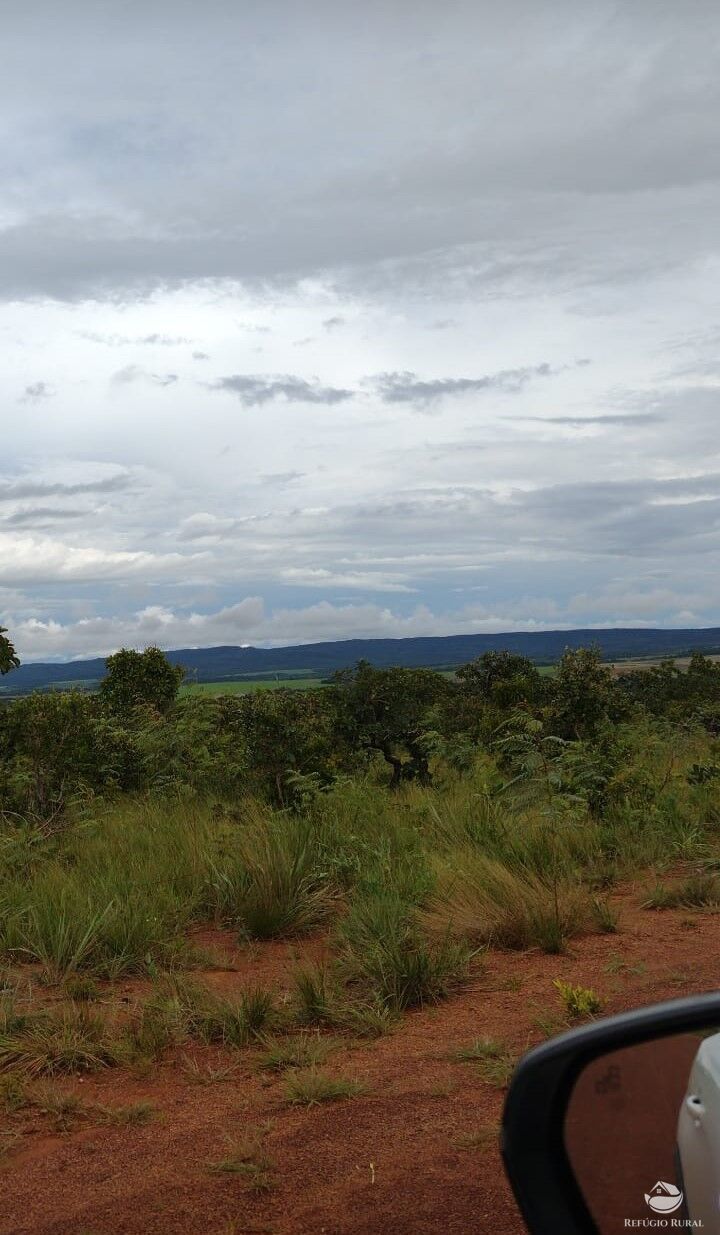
left=501, top=992, right=720, bottom=1234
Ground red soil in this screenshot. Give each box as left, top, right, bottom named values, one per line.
left=2, top=889, right=719, bottom=1235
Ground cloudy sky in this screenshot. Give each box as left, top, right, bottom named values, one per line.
left=3, top=1, right=720, bottom=661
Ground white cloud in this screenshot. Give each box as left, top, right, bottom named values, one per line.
left=0, top=533, right=196, bottom=585
left=2, top=3, right=720, bottom=657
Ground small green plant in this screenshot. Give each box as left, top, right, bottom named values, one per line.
left=591, top=897, right=619, bottom=934
left=450, top=1035, right=504, bottom=1063
left=553, top=979, right=603, bottom=1020
left=283, top=1067, right=366, bottom=1107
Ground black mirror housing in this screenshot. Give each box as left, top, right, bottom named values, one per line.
left=502, top=992, right=720, bottom=1235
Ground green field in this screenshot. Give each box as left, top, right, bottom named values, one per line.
left=179, top=676, right=324, bottom=696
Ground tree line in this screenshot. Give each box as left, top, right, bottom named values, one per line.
left=2, top=628, right=720, bottom=824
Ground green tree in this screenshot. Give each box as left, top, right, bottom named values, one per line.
left=0, top=626, right=19, bottom=675
left=100, top=646, right=184, bottom=715
left=329, top=660, right=451, bottom=786
left=456, top=650, right=545, bottom=709
left=549, top=646, right=618, bottom=740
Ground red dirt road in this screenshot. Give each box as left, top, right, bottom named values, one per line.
left=2, top=891, right=719, bottom=1235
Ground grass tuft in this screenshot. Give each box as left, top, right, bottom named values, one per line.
left=449, top=1035, right=505, bottom=1063
left=642, top=873, right=720, bottom=911
left=0, top=1005, right=120, bottom=1076
left=283, top=1067, right=366, bottom=1107
left=208, top=1130, right=275, bottom=1192
left=337, top=890, right=476, bottom=1012
left=256, top=1032, right=340, bottom=1073
left=235, top=822, right=337, bottom=939
left=424, top=852, right=596, bottom=954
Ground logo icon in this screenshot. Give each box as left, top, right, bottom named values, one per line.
left=644, top=1181, right=684, bottom=1214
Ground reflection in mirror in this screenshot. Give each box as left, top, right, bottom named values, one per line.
left=565, top=1028, right=720, bottom=1233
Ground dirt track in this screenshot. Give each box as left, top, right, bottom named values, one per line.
left=2, top=888, right=719, bottom=1235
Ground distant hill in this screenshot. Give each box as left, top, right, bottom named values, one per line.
left=3, top=627, right=720, bottom=695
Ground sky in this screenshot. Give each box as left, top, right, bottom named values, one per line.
left=3, top=0, right=720, bottom=662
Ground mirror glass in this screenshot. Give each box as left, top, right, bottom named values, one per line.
left=565, top=1027, right=720, bottom=1233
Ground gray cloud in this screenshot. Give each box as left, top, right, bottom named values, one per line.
left=81, top=331, right=190, bottom=346
left=4, top=507, right=88, bottom=525
left=4, top=3, right=720, bottom=657
left=111, top=364, right=178, bottom=387
left=0, top=473, right=131, bottom=502
left=510, top=412, right=664, bottom=427
left=21, top=381, right=53, bottom=402
left=1, top=5, right=718, bottom=303
left=260, top=471, right=305, bottom=485
left=372, top=363, right=559, bottom=405
left=210, top=374, right=354, bottom=406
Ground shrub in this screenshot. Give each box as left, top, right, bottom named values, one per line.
left=100, top=647, right=184, bottom=716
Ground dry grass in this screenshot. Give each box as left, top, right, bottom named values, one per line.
left=207, top=1128, right=275, bottom=1192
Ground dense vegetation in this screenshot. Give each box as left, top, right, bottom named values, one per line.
left=1, top=640, right=720, bottom=1070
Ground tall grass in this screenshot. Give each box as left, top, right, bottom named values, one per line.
left=0, top=800, right=243, bottom=976
left=1, top=717, right=719, bottom=989
left=423, top=851, right=596, bottom=953
left=234, top=818, right=337, bottom=939
left=337, top=889, right=475, bottom=1010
